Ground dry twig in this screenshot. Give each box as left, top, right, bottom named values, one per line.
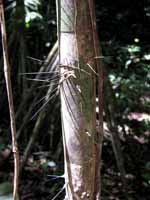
left=0, top=1, right=20, bottom=199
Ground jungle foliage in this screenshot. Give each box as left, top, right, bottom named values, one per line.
left=0, top=0, right=150, bottom=199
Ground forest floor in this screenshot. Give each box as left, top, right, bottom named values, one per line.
left=0, top=131, right=150, bottom=200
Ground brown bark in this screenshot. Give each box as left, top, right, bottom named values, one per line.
left=57, top=0, right=103, bottom=199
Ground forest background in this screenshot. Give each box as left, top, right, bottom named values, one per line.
left=0, top=0, right=150, bottom=199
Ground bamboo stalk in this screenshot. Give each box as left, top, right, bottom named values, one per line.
left=57, top=0, right=103, bottom=199
left=0, top=1, right=20, bottom=199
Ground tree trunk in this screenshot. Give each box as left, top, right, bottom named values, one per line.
left=57, top=0, right=103, bottom=199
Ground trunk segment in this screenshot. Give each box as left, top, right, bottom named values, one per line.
left=58, top=0, right=103, bottom=199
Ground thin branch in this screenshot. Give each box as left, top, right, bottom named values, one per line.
left=30, top=87, right=58, bottom=120
left=0, top=1, right=19, bottom=200
left=51, top=185, right=65, bottom=200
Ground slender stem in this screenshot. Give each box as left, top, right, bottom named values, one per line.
left=87, top=0, right=103, bottom=198
left=0, top=1, right=20, bottom=199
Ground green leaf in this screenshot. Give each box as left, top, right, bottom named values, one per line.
left=0, top=194, right=13, bottom=200
left=0, top=182, right=13, bottom=196
left=142, top=173, right=150, bottom=181
left=145, top=162, right=150, bottom=170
